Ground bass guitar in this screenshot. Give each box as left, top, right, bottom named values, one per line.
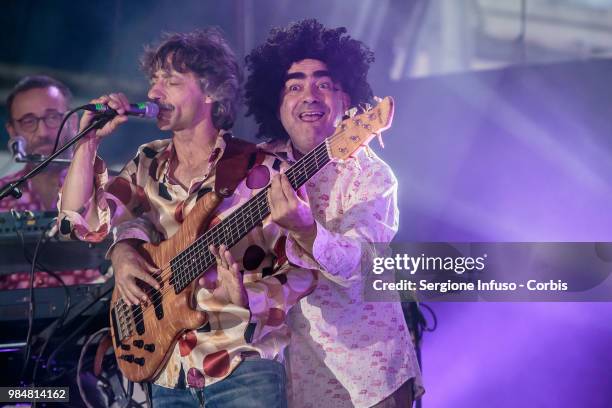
left=110, top=96, right=395, bottom=381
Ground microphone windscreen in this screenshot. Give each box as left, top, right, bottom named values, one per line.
left=142, top=102, right=160, bottom=118
left=8, top=136, right=27, bottom=158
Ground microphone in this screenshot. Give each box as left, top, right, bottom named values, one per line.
left=8, top=136, right=26, bottom=162
left=7, top=136, right=71, bottom=165
left=82, top=101, right=159, bottom=118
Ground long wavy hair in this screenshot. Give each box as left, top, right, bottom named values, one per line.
left=141, top=28, right=241, bottom=130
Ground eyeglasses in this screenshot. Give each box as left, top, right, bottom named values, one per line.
left=14, top=111, right=65, bottom=132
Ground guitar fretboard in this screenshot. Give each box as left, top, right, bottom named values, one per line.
left=169, top=140, right=331, bottom=293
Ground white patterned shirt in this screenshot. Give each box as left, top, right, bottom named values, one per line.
left=260, top=139, right=425, bottom=408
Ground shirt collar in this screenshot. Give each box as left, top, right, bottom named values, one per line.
left=263, top=138, right=299, bottom=164
left=157, top=129, right=230, bottom=181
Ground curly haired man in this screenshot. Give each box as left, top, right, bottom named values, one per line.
left=246, top=19, right=425, bottom=408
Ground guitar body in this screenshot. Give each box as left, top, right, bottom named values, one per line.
left=109, top=191, right=222, bottom=382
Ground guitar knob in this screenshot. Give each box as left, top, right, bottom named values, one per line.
left=120, top=344, right=131, bottom=351
left=134, top=357, right=145, bottom=366
left=133, top=340, right=144, bottom=348
left=144, top=344, right=155, bottom=353
left=121, top=354, right=134, bottom=362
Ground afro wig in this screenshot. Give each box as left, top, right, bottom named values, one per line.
left=245, top=19, right=375, bottom=141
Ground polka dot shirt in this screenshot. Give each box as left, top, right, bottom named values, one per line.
left=59, top=132, right=317, bottom=389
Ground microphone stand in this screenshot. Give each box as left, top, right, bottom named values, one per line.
left=0, top=115, right=112, bottom=202
left=17, top=156, right=73, bottom=166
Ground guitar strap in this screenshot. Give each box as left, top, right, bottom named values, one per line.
left=214, top=133, right=258, bottom=198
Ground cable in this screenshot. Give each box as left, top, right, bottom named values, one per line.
left=43, top=283, right=113, bottom=377
left=20, top=221, right=72, bottom=328
left=19, top=225, right=45, bottom=385
left=44, top=310, right=99, bottom=379
left=14, top=214, right=72, bottom=387
left=8, top=117, right=75, bottom=380
left=77, top=328, right=109, bottom=408
left=52, top=103, right=119, bottom=156
left=404, top=303, right=436, bottom=408
left=143, top=382, right=153, bottom=408
left=419, top=303, right=438, bottom=333
left=10, top=106, right=107, bottom=387
left=77, top=328, right=145, bottom=408
left=51, top=106, right=84, bottom=155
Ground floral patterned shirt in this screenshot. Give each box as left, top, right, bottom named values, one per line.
left=0, top=167, right=103, bottom=290
left=259, top=139, right=425, bottom=408
left=58, top=132, right=316, bottom=389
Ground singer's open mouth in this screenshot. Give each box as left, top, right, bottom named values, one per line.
left=157, top=103, right=174, bottom=112
left=156, top=103, right=174, bottom=120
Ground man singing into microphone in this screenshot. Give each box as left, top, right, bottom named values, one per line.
left=59, top=28, right=315, bottom=407
left=0, top=75, right=104, bottom=289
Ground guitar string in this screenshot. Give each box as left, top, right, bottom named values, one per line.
left=167, top=110, right=385, bottom=284
left=112, top=108, right=386, bottom=336
left=113, top=114, right=383, bottom=335
left=114, top=121, right=378, bottom=336
left=113, top=141, right=330, bottom=333
left=165, top=105, right=384, bottom=287
left=115, top=157, right=321, bottom=336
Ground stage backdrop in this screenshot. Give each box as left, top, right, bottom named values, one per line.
left=374, top=59, right=612, bottom=408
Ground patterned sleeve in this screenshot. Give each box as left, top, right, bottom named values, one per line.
left=244, top=262, right=317, bottom=342
left=285, top=155, right=399, bottom=287
left=103, top=216, right=161, bottom=259
left=58, top=151, right=158, bottom=244
left=113, top=216, right=161, bottom=244
left=225, top=153, right=318, bottom=343
left=193, top=229, right=317, bottom=349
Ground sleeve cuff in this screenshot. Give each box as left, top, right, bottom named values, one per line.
left=106, top=219, right=161, bottom=258
left=285, top=220, right=361, bottom=287
left=58, top=207, right=109, bottom=243
left=56, top=155, right=111, bottom=242
left=105, top=233, right=147, bottom=260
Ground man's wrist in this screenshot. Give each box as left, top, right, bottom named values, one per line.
left=109, top=238, right=142, bottom=260
left=75, top=133, right=100, bottom=153
left=290, top=221, right=317, bottom=251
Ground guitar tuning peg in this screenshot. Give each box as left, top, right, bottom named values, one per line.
left=346, top=107, right=358, bottom=118
left=358, top=103, right=373, bottom=113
